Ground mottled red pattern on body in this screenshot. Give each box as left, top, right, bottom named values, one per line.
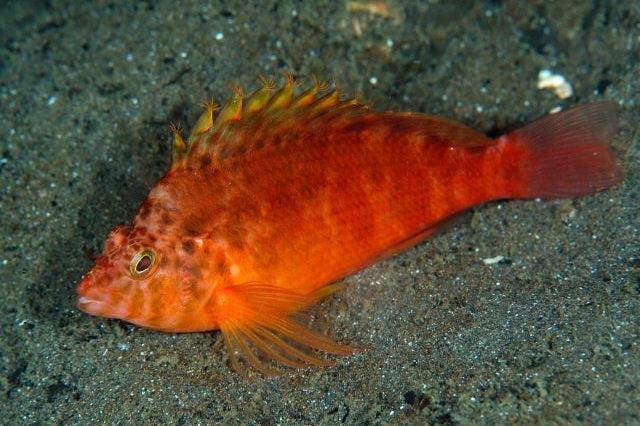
left=77, top=77, right=623, bottom=375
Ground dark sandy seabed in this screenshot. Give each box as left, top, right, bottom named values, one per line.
left=1, top=0, right=638, bottom=424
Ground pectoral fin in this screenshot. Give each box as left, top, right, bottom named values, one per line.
left=215, top=281, right=356, bottom=376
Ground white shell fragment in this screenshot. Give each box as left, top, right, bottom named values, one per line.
left=482, top=255, right=505, bottom=265
left=537, top=69, right=574, bottom=99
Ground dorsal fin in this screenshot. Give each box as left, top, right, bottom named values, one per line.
left=187, top=100, right=217, bottom=143
left=170, top=122, right=187, bottom=164
left=172, top=76, right=368, bottom=166
left=290, top=75, right=327, bottom=107
left=263, top=72, right=297, bottom=111
left=244, top=75, right=276, bottom=114
left=211, top=83, right=243, bottom=132
left=345, top=112, right=496, bottom=149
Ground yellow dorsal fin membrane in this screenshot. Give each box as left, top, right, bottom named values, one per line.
left=264, top=73, right=297, bottom=111
left=211, top=84, right=243, bottom=133
left=188, top=100, right=216, bottom=143
left=182, top=76, right=370, bottom=164
left=244, top=78, right=275, bottom=114
left=290, top=75, right=327, bottom=108
left=216, top=281, right=356, bottom=376
left=312, top=89, right=340, bottom=110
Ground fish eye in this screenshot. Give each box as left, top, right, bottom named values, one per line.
left=130, top=249, right=157, bottom=278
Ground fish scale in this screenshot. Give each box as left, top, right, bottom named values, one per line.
left=77, top=76, right=623, bottom=376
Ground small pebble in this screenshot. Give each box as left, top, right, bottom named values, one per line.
left=537, top=69, right=573, bottom=99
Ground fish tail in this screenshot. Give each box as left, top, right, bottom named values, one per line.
left=503, top=102, right=624, bottom=199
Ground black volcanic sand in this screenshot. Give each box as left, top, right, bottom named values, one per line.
left=1, top=1, right=638, bottom=423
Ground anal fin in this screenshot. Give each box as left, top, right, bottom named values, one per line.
left=369, top=212, right=466, bottom=265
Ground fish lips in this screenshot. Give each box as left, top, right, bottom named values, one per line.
left=76, top=273, right=113, bottom=317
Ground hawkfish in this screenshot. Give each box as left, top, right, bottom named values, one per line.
left=77, top=76, right=623, bottom=375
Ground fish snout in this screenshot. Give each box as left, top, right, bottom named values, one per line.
left=76, top=271, right=104, bottom=315
left=76, top=269, right=133, bottom=320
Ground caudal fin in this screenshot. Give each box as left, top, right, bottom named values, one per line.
left=505, top=102, right=623, bottom=199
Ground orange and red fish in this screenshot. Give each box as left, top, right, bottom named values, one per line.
left=76, top=76, right=623, bottom=375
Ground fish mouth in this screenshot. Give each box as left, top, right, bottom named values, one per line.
left=76, top=293, right=128, bottom=319
left=76, top=274, right=131, bottom=320
left=76, top=295, right=105, bottom=314
left=76, top=273, right=107, bottom=315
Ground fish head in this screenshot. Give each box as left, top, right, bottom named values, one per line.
left=76, top=222, right=207, bottom=331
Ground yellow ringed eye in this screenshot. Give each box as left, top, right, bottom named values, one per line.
left=130, top=249, right=157, bottom=278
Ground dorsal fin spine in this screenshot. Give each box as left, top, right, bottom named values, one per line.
left=185, top=77, right=369, bottom=162
left=312, top=90, right=340, bottom=110
left=170, top=122, right=187, bottom=165
left=264, top=74, right=296, bottom=111
left=188, top=100, right=216, bottom=143
left=211, top=84, right=243, bottom=133
left=291, top=76, right=325, bottom=108
left=245, top=85, right=273, bottom=114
